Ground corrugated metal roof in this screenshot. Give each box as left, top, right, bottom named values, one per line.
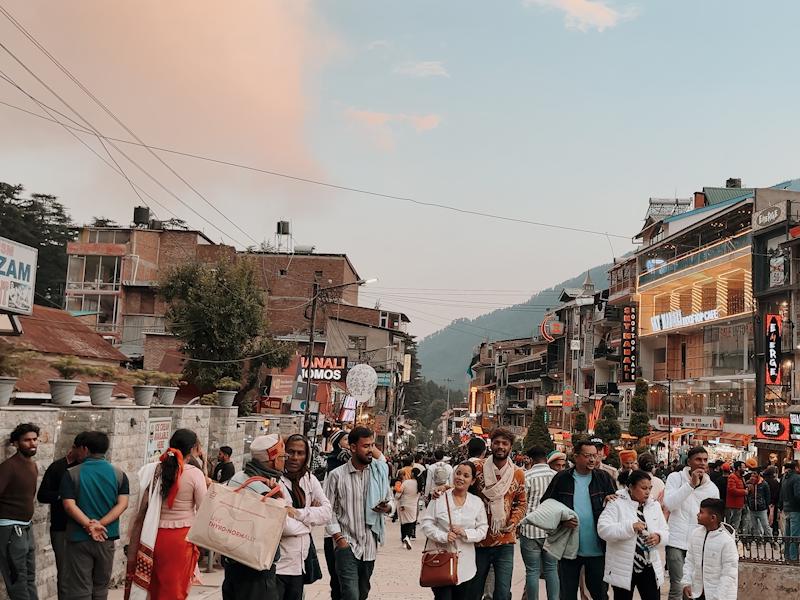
left=702, top=187, right=755, bottom=206
left=645, top=198, right=692, bottom=220
left=663, top=195, right=749, bottom=223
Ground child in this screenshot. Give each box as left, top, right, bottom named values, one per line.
left=681, top=498, right=738, bottom=600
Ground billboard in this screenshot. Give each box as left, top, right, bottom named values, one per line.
left=765, top=314, right=782, bottom=386
left=620, top=305, right=638, bottom=383
left=300, top=356, right=347, bottom=381
left=0, top=236, right=37, bottom=315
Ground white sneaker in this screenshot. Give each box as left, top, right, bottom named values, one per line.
left=403, top=536, right=412, bottom=550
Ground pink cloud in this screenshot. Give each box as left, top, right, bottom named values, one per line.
left=525, top=0, right=638, bottom=32
left=346, top=108, right=441, bottom=149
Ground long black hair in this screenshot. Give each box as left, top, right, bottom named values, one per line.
left=161, top=428, right=198, bottom=500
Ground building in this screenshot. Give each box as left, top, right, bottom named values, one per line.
left=494, top=337, right=548, bottom=435
left=64, top=209, right=234, bottom=359
left=468, top=341, right=497, bottom=432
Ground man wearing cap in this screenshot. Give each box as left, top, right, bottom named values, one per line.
left=725, top=460, right=747, bottom=531
left=662, top=445, right=718, bottom=600
left=546, top=451, right=566, bottom=472
left=617, top=450, right=638, bottom=488
left=222, top=434, right=287, bottom=600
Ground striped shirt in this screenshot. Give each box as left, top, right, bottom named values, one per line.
left=324, top=459, right=392, bottom=561
left=519, top=463, right=556, bottom=540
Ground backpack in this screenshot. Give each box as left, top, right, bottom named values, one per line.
left=432, top=462, right=450, bottom=486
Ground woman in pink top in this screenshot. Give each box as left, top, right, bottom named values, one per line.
left=149, top=428, right=207, bottom=599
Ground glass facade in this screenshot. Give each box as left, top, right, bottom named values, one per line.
left=647, top=378, right=755, bottom=424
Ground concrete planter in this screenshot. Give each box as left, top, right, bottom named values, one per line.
left=0, top=376, right=16, bottom=406
left=132, top=385, right=157, bottom=406
left=216, top=390, right=237, bottom=407
left=88, top=382, right=116, bottom=406
left=48, top=380, right=80, bottom=406
left=156, top=386, right=179, bottom=406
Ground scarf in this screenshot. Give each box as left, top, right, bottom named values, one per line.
left=159, top=448, right=184, bottom=509
left=364, top=458, right=389, bottom=545
left=481, top=460, right=515, bottom=534
left=125, top=463, right=162, bottom=600
left=243, top=459, right=282, bottom=482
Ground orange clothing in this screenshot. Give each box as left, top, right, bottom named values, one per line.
left=473, top=459, right=527, bottom=547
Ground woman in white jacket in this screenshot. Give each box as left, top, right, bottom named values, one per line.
left=278, top=434, right=333, bottom=600
left=420, top=461, right=488, bottom=600
left=597, top=470, right=669, bottom=600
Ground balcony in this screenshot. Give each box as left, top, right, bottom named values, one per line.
left=508, top=369, right=542, bottom=383
left=594, top=382, right=619, bottom=396
left=639, top=231, right=751, bottom=288
left=593, top=345, right=620, bottom=362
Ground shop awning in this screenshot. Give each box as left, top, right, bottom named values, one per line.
left=472, top=425, right=484, bottom=435
left=620, top=433, right=639, bottom=441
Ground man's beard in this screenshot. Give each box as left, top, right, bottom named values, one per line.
left=19, top=448, right=37, bottom=458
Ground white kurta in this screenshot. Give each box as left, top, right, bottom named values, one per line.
left=395, top=478, right=419, bottom=525
left=420, top=490, right=488, bottom=585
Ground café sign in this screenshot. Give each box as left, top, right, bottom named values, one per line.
left=756, top=416, right=790, bottom=441
left=753, top=203, right=786, bottom=231
left=651, top=309, right=719, bottom=332
left=765, top=314, right=782, bottom=386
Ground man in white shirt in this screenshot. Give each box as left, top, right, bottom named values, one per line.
left=425, top=448, right=453, bottom=499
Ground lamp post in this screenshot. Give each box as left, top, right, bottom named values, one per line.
left=303, top=278, right=377, bottom=438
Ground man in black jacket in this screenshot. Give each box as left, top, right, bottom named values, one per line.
left=36, top=432, right=87, bottom=600
left=541, top=439, right=617, bottom=600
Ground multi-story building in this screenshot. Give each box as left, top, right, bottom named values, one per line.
left=494, top=337, right=548, bottom=435
left=64, top=209, right=234, bottom=360
left=468, top=341, right=497, bottom=432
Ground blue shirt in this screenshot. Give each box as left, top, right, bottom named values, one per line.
left=573, top=471, right=603, bottom=557
left=60, top=457, right=129, bottom=542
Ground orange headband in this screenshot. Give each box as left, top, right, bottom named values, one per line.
left=159, top=447, right=184, bottom=509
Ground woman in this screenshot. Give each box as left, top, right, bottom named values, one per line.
left=396, top=465, right=420, bottom=549
left=420, top=461, right=488, bottom=600
left=277, top=434, right=332, bottom=600
left=126, top=429, right=207, bottom=600
left=597, top=470, right=669, bottom=600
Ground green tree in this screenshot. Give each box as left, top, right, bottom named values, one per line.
left=91, top=216, right=118, bottom=227
left=628, top=378, right=651, bottom=439
left=594, top=403, right=622, bottom=443
left=574, top=411, right=587, bottom=434
left=0, top=182, right=78, bottom=307
left=159, top=258, right=292, bottom=396
left=523, top=406, right=554, bottom=452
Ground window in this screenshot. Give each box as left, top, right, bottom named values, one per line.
left=348, top=336, right=367, bottom=351
left=314, top=270, right=323, bottom=280
left=87, top=229, right=129, bottom=244
left=379, top=312, right=388, bottom=328
left=66, top=255, right=120, bottom=290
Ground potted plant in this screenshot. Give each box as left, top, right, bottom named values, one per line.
left=0, top=346, right=35, bottom=406
left=198, top=392, right=218, bottom=406
left=86, top=366, right=118, bottom=406
left=128, top=370, right=158, bottom=406
left=215, top=377, right=240, bottom=407
left=153, top=371, right=183, bottom=406
left=49, top=356, right=87, bottom=406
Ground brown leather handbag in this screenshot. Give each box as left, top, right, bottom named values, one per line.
left=419, top=493, right=459, bottom=588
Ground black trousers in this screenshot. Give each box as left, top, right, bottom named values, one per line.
left=558, top=555, right=607, bottom=600
left=611, top=565, right=660, bottom=600
left=221, top=556, right=278, bottom=600
left=432, top=579, right=475, bottom=600
left=324, top=536, right=341, bottom=600
left=401, top=522, right=416, bottom=539
left=277, top=573, right=304, bottom=600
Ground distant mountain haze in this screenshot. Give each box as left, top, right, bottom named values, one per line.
left=417, top=262, right=613, bottom=387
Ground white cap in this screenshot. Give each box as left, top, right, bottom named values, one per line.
left=250, top=434, right=281, bottom=462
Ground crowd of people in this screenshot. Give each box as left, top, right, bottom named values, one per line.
left=1, top=420, right=800, bottom=600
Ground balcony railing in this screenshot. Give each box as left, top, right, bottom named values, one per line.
left=738, top=536, right=800, bottom=564
left=508, top=370, right=542, bottom=383
left=639, top=231, right=751, bottom=287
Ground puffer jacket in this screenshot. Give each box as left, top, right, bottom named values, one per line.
left=745, top=478, right=770, bottom=512
left=663, top=468, right=719, bottom=551
left=725, top=471, right=746, bottom=509
left=524, top=498, right=580, bottom=560
left=597, top=489, right=669, bottom=591
left=681, top=523, right=738, bottom=600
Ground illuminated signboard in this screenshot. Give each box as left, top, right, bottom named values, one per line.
left=756, top=417, right=790, bottom=441
left=790, top=413, right=800, bottom=441
left=650, top=309, right=719, bottom=332
left=621, top=305, right=638, bottom=382
left=765, top=314, right=782, bottom=386
left=300, top=356, right=348, bottom=381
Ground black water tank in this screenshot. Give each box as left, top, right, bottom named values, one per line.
left=133, top=206, right=151, bottom=226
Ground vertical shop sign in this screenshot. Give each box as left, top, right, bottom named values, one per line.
left=765, top=314, right=782, bottom=385
left=621, top=305, right=638, bottom=382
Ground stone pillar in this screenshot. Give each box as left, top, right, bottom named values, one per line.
left=207, top=407, right=243, bottom=470
left=149, top=405, right=212, bottom=453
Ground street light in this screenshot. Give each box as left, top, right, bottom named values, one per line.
left=303, top=277, right=378, bottom=438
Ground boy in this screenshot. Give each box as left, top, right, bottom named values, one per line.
left=681, top=498, right=738, bottom=600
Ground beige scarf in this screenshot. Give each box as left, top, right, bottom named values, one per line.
left=482, top=460, right=515, bottom=534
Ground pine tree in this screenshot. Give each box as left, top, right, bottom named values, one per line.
left=593, top=403, right=621, bottom=443
left=628, top=378, right=651, bottom=439
left=523, top=406, right=554, bottom=452
left=574, top=412, right=587, bottom=435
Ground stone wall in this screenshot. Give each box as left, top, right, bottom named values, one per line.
left=739, top=562, right=800, bottom=594
left=0, top=403, right=289, bottom=600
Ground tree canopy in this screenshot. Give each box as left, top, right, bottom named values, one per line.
left=523, top=405, right=554, bottom=452
left=0, top=182, right=77, bottom=307
left=594, top=403, right=622, bottom=443
left=627, top=378, right=651, bottom=439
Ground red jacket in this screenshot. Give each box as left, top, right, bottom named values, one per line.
left=726, top=471, right=746, bottom=509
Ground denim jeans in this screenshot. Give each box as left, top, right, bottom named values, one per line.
left=726, top=508, right=742, bottom=531
left=334, top=545, right=375, bottom=600
left=0, top=524, right=37, bottom=600
left=474, top=544, right=515, bottom=600
left=786, top=511, right=800, bottom=561
left=749, top=509, right=772, bottom=538
left=519, top=537, right=559, bottom=600
left=665, top=546, right=687, bottom=600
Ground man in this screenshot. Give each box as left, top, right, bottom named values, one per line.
left=470, top=428, right=527, bottom=600
left=223, top=434, right=287, bottom=599
left=662, top=445, right=718, bottom=600
left=60, top=431, right=129, bottom=600
left=37, top=432, right=87, bottom=600
left=618, top=450, right=637, bottom=476
left=425, top=448, right=453, bottom=498
left=325, top=427, right=393, bottom=600
left=725, top=460, right=746, bottom=531
left=519, top=446, right=558, bottom=600
left=213, top=445, right=236, bottom=483
left=0, top=423, right=40, bottom=600
left=467, top=436, right=487, bottom=463
left=541, top=439, right=617, bottom=600
left=779, top=460, right=800, bottom=562
left=412, top=452, right=427, bottom=476
left=546, top=451, right=567, bottom=472
left=592, top=438, right=619, bottom=484
left=323, top=429, right=351, bottom=600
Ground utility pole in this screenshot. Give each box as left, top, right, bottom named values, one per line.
left=303, top=281, right=320, bottom=437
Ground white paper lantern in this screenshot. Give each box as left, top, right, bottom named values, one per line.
left=346, top=364, right=378, bottom=405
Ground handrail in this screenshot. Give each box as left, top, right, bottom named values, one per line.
left=738, top=535, right=800, bottom=564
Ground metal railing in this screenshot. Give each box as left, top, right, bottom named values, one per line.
left=738, top=535, right=800, bottom=564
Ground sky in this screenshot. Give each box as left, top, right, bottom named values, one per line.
left=2, top=1, right=800, bottom=338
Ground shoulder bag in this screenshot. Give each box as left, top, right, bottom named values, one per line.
left=419, top=493, right=459, bottom=588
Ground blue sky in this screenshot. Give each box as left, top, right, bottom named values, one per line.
left=2, top=1, right=800, bottom=337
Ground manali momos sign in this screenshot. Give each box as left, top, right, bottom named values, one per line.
left=300, top=356, right=347, bottom=381
left=756, top=416, right=789, bottom=441
left=650, top=309, right=719, bottom=332
left=765, top=314, right=782, bottom=386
